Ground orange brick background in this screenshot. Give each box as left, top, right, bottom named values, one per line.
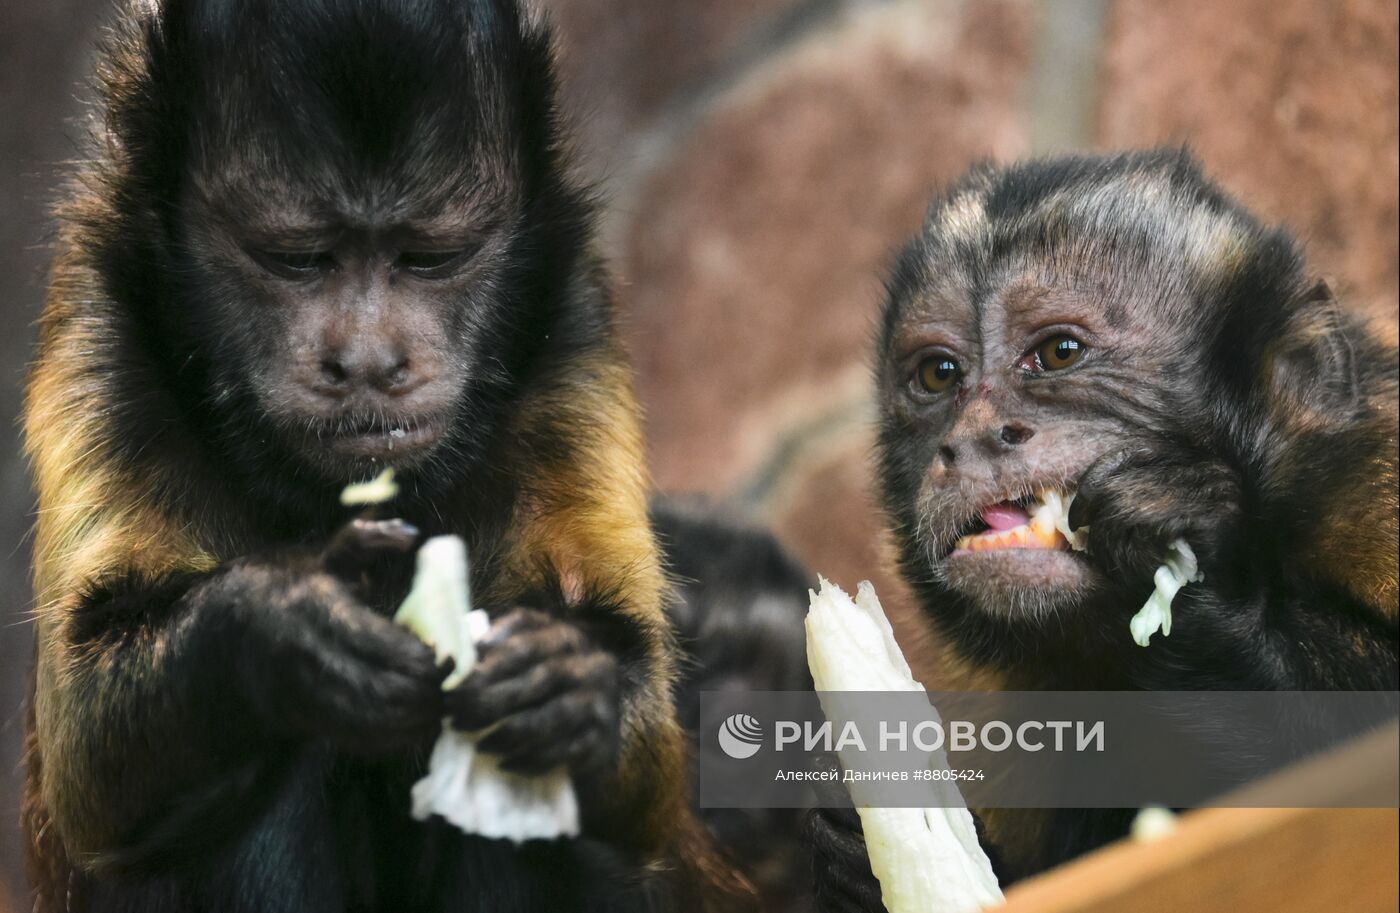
left=1, top=0, right=1395, bottom=904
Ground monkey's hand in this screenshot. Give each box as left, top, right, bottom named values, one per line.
left=804, top=806, right=886, bottom=913
left=204, top=519, right=447, bottom=754
left=443, top=607, right=621, bottom=777
left=804, top=756, right=887, bottom=913
left=1068, top=440, right=1243, bottom=586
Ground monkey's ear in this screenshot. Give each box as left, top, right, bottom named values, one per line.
left=1265, top=280, right=1361, bottom=419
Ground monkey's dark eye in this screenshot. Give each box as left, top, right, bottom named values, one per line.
left=251, top=249, right=332, bottom=279
left=397, top=249, right=469, bottom=278
left=915, top=355, right=961, bottom=394
left=1033, top=334, right=1086, bottom=372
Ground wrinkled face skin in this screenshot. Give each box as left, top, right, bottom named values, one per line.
left=876, top=154, right=1249, bottom=624
left=179, top=156, right=521, bottom=480
left=159, top=1, right=534, bottom=484
left=881, top=275, right=1141, bottom=618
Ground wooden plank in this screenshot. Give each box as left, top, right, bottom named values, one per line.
left=999, top=807, right=1397, bottom=913
left=1000, top=723, right=1400, bottom=913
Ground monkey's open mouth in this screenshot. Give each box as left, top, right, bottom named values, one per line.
left=950, top=489, right=1079, bottom=556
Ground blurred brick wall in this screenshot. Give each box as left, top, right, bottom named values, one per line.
left=0, top=0, right=1396, bottom=906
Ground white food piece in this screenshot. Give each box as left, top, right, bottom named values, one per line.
left=395, top=537, right=477, bottom=689
left=806, top=578, right=1004, bottom=913
left=1128, top=538, right=1202, bottom=648
left=1130, top=805, right=1179, bottom=842
left=1028, top=489, right=1201, bottom=648
left=339, top=468, right=399, bottom=506
left=1032, top=488, right=1088, bottom=552
left=393, top=535, right=580, bottom=842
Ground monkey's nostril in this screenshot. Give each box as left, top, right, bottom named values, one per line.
left=938, top=445, right=956, bottom=465
left=1000, top=423, right=1034, bottom=446
left=377, top=356, right=421, bottom=395
left=320, top=359, right=348, bottom=385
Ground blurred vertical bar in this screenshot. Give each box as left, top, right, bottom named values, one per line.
left=1026, top=0, right=1109, bottom=154
left=0, top=1, right=109, bottom=905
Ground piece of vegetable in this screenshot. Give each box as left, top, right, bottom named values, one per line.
left=339, top=468, right=399, bottom=506
left=394, top=536, right=477, bottom=689
left=1128, top=538, right=1202, bottom=648
left=1130, top=805, right=1179, bottom=842
left=393, top=535, right=580, bottom=842
left=338, top=473, right=579, bottom=840
left=806, top=577, right=1005, bottom=913
left=1031, top=488, right=1089, bottom=552
left=1032, top=489, right=1202, bottom=648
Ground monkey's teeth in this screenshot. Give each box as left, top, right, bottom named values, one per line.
left=954, top=491, right=1078, bottom=554
left=389, top=427, right=407, bottom=439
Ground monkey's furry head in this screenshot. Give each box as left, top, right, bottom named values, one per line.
left=881, top=148, right=1308, bottom=360
left=63, top=0, right=602, bottom=507
left=875, top=149, right=1382, bottom=665
left=102, top=0, right=561, bottom=197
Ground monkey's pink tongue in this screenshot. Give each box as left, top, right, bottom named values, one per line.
left=981, top=501, right=1031, bottom=531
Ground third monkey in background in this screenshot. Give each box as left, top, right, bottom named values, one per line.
left=809, top=149, right=1398, bottom=909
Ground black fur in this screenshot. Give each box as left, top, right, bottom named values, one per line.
left=652, top=501, right=814, bottom=912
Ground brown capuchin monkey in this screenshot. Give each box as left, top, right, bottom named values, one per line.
left=806, top=149, right=1398, bottom=911
left=21, top=0, right=754, bottom=910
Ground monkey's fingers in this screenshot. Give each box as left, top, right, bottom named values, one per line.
left=448, top=648, right=612, bottom=730
left=441, top=609, right=618, bottom=770
left=476, top=690, right=619, bottom=775
left=1070, top=444, right=1241, bottom=583
left=464, top=610, right=591, bottom=690
left=809, top=752, right=861, bottom=830
left=249, top=590, right=447, bottom=749
left=474, top=606, right=563, bottom=651
left=804, top=806, right=885, bottom=913
left=294, top=661, right=444, bottom=753
left=322, top=518, right=420, bottom=586
left=300, top=585, right=445, bottom=677
left=803, top=752, right=886, bottom=911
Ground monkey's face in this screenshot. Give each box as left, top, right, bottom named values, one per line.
left=149, top=0, right=548, bottom=484
left=879, top=278, right=1143, bottom=619
left=176, top=159, right=522, bottom=480
left=874, top=155, right=1273, bottom=627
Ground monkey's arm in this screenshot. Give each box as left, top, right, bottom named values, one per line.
left=439, top=334, right=758, bottom=908
left=30, top=528, right=442, bottom=873
left=455, top=354, right=692, bottom=851
left=1066, top=439, right=1244, bottom=588
left=1070, top=436, right=1398, bottom=689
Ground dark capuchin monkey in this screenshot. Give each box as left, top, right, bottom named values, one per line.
left=21, top=0, right=754, bottom=910
left=807, top=149, right=1399, bottom=910
left=652, top=500, right=814, bottom=912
